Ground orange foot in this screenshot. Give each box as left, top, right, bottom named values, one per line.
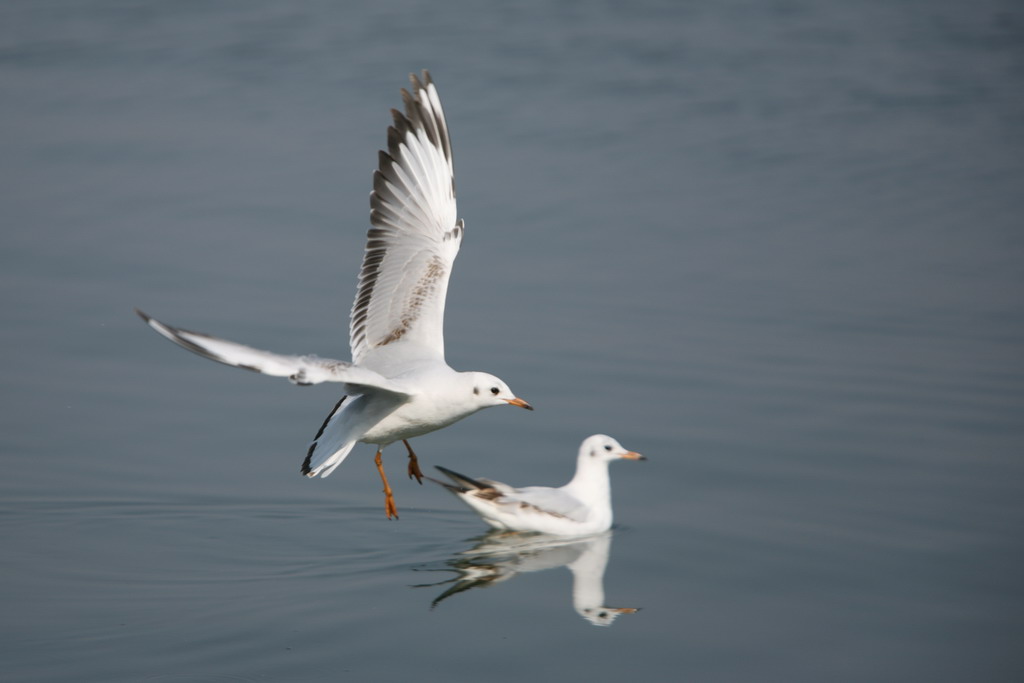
left=375, top=449, right=399, bottom=520
left=383, top=490, right=399, bottom=520
left=404, top=439, right=424, bottom=484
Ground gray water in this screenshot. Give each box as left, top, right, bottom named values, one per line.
left=2, top=1, right=1023, bottom=681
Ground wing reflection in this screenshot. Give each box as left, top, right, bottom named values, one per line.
left=414, top=530, right=639, bottom=626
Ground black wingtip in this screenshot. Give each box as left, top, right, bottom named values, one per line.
left=434, top=465, right=488, bottom=491
left=134, top=307, right=151, bottom=323
left=423, top=475, right=464, bottom=494
left=302, top=396, right=348, bottom=475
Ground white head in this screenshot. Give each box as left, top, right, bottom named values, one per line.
left=578, top=434, right=645, bottom=465
left=464, top=371, right=533, bottom=411
left=578, top=605, right=641, bottom=627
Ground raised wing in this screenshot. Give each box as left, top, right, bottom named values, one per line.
left=136, top=309, right=410, bottom=392
left=350, top=70, right=463, bottom=366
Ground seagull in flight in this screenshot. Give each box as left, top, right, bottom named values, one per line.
left=136, top=71, right=532, bottom=519
left=430, top=435, right=644, bottom=536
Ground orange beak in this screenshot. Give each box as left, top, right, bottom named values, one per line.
left=620, top=451, right=646, bottom=461
left=504, top=397, right=534, bottom=411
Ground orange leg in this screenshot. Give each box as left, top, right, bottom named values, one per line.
left=404, top=439, right=424, bottom=484
left=375, top=449, right=399, bottom=520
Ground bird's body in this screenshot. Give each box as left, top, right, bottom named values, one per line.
left=305, top=366, right=518, bottom=473
left=136, top=71, right=531, bottom=518
left=432, top=435, right=644, bottom=536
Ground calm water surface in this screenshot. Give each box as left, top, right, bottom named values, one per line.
left=2, top=1, right=1023, bottom=681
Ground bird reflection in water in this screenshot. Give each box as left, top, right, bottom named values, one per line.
left=413, top=530, right=639, bottom=626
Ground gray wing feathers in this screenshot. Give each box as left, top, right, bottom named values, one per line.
left=510, top=487, right=589, bottom=521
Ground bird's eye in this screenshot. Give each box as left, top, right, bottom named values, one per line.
left=490, top=387, right=499, bottom=395
left=473, top=387, right=479, bottom=395
left=604, top=444, right=613, bottom=451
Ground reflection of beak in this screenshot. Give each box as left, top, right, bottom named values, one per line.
left=610, top=607, right=641, bottom=614
left=621, top=451, right=646, bottom=461
left=504, top=397, right=534, bottom=411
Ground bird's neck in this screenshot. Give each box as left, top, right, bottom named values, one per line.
left=565, top=458, right=611, bottom=506
left=569, top=534, right=612, bottom=612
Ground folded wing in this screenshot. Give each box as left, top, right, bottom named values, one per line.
left=433, top=467, right=588, bottom=523
left=504, top=486, right=589, bottom=522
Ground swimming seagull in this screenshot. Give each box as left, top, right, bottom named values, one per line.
left=430, top=435, right=645, bottom=536
left=135, top=71, right=532, bottom=519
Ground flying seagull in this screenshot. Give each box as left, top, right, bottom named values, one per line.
left=136, top=71, right=532, bottom=519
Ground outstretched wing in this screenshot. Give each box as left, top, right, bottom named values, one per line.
left=136, top=309, right=410, bottom=393
left=350, top=70, right=463, bottom=366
